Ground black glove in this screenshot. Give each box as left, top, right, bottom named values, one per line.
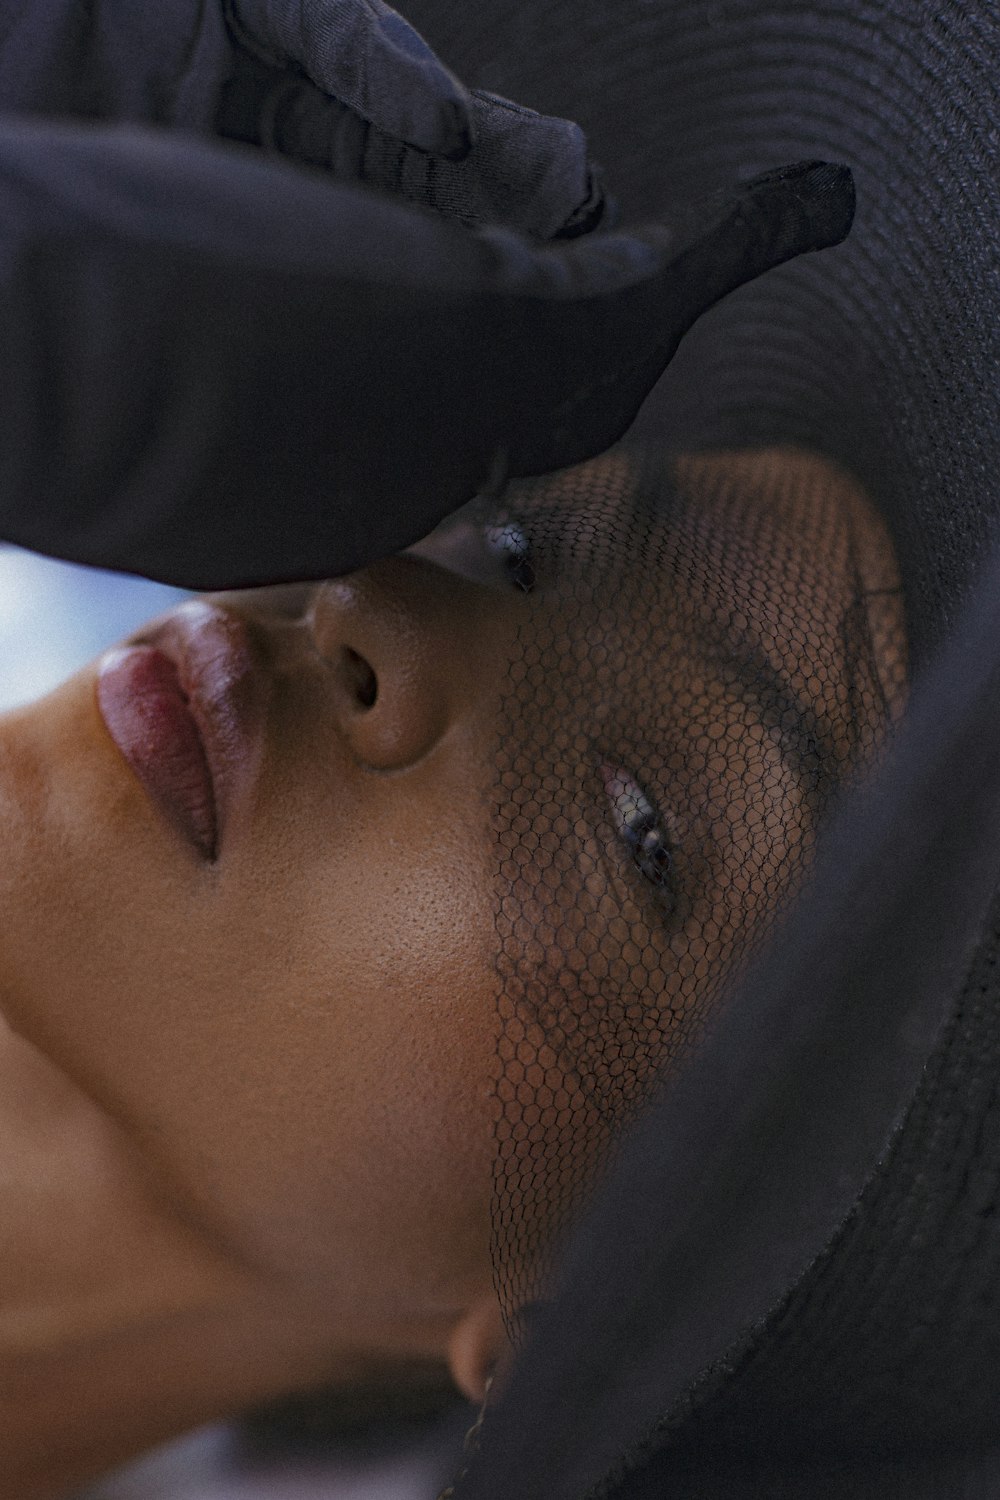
left=2, top=0, right=610, bottom=239
left=0, top=3, right=855, bottom=588
left=0, top=120, right=853, bottom=589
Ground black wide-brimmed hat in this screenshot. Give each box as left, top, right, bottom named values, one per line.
left=388, top=4, right=1000, bottom=1498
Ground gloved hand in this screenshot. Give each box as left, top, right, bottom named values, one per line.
left=0, top=3, right=855, bottom=588
left=3, top=0, right=610, bottom=239
left=218, top=0, right=611, bottom=240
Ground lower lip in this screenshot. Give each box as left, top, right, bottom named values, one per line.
left=97, top=646, right=218, bottom=860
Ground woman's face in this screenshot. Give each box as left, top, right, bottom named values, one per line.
left=0, top=448, right=905, bottom=1403
left=0, top=551, right=519, bottom=1364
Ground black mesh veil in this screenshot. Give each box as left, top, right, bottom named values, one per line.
left=487, top=448, right=907, bottom=1325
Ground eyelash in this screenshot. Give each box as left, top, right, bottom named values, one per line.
left=601, top=765, right=675, bottom=894
left=486, top=522, right=535, bottom=593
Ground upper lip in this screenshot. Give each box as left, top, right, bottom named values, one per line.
left=134, top=600, right=265, bottom=852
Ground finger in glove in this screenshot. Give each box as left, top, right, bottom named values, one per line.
left=218, top=56, right=614, bottom=241
left=0, top=123, right=854, bottom=590
left=224, top=0, right=474, bottom=158
left=495, top=159, right=857, bottom=474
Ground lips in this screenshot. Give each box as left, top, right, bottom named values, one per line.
left=96, top=602, right=262, bottom=861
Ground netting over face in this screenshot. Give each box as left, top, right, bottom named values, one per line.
left=487, top=445, right=908, bottom=1324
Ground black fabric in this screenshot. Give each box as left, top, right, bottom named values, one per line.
left=1, top=0, right=610, bottom=230
left=0, top=0, right=231, bottom=128
left=218, top=54, right=613, bottom=241
left=0, top=0, right=475, bottom=151
left=224, top=0, right=476, bottom=157
left=0, top=114, right=850, bottom=585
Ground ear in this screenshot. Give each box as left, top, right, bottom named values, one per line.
left=446, top=1289, right=509, bottom=1403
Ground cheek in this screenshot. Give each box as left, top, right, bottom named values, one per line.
left=92, top=801, right=501, bottom=1299
left=202, top=815, right=500, bottom=1300
left=1, top=683, right=501, bottom=1309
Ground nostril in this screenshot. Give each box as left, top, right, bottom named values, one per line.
left=343, top=647, right=378, bottom=709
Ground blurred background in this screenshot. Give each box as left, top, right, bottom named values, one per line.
left=0, top=544, right=188, bottom=710
left=75, top=1420, right=450, bottom=1499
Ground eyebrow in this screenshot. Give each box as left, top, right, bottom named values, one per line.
left=520, top=488, right=839, bottom=801
left=719, top=638, right=835, bottom=814
left=623, top=490, right=838, bottom=799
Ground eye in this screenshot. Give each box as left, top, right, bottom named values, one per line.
left=485, top=522, right=535, bottom=593
left=601, top=765, right=674, bottom=890
left=405, top=510, right=534, bottom=592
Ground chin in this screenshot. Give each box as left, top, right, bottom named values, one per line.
left=0, top=663, right=180, bottom=1034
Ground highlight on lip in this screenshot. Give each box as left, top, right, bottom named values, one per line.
left=97, top=644, right=218, bottom=860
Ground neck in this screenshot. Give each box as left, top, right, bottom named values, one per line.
left=0, top=1016, right=339, bottom=1500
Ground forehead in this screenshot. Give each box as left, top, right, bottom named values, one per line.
left=500, top=447, right=889, bottom=729
left=508, top=446, right=852, bottom=602
left=493, top=447, right=907, bottom=923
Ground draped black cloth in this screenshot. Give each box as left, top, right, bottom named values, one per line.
left=6, top=4, right=1000, bottom=1498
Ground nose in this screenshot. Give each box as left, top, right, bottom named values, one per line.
left=306, top=556, right=496, bottom=770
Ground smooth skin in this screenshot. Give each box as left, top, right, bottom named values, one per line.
left=0, top=448, right=905, bottom=1498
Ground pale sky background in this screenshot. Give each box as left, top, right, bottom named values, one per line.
left=0, top=544, right=189, bottom=710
